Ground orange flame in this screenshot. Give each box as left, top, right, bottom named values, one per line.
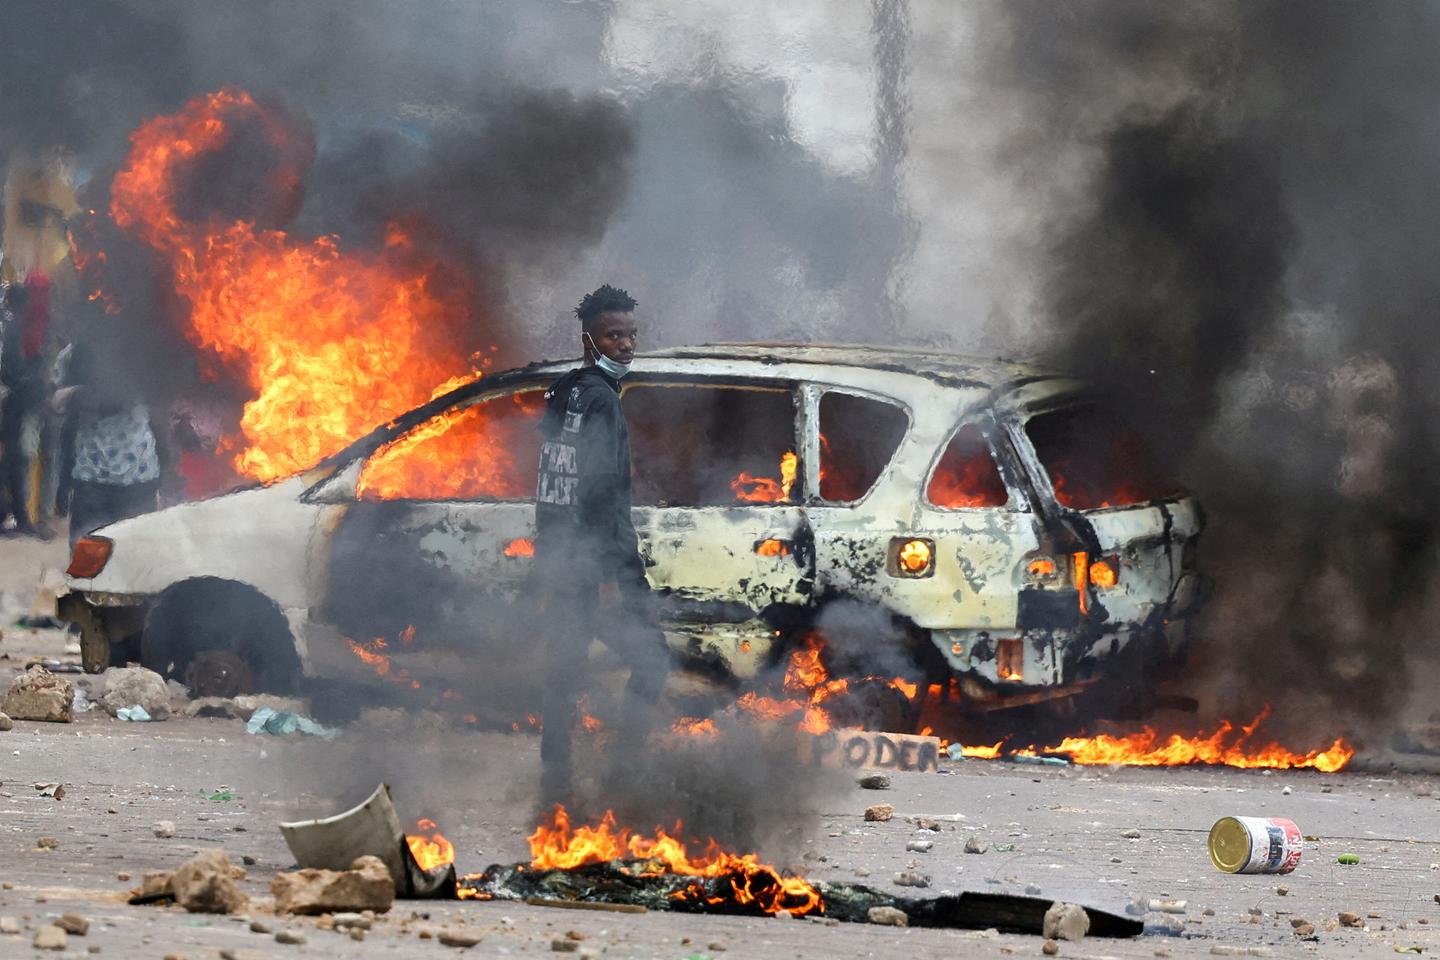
left=530, top=805, right=821, bottom=916
left=503, top=537, right=536, bottom=558
left=109, top=88, right=480, bottom=482
left=405, top=818, right=455, bottom=872
left=731, top=451, right=798, bottom=503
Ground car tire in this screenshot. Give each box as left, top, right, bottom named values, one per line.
left=141, top=578, right=301, bottom=695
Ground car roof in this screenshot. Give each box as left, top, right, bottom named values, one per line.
left=647, top=342, right=1060, bottom=390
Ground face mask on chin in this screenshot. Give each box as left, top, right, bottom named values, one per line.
left=585, top=332, right=632, bottom=379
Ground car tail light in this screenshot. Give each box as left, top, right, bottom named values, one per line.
left=1089, top=556, right=1119, bottom=589
left=890, top=537, right=934, bottom=577
left=68, top=536, right=113, bottom=579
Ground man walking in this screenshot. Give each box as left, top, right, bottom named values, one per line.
left=533, top=284, right=669, bottom=806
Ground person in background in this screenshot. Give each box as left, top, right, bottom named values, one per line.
left=0, top=279, right=52, bottom=537
left=532, top=284, right=671, bottom=806
left=51, top=331, right=166, bottom=548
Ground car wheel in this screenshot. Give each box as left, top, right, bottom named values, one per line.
left=141, top=578, right=301, bottom=695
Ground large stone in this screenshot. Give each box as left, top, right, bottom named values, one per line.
left=0, top=711, right=11, bottom=731
left=99, top=666, right=172, bottom=720
left=33, top=926, right=67, bottom=950
left=3, top=668, right=73, bottom=722
left=270, top=855, right=394, bottom=916
left=1043, top=902, right=1090, bottom=942
left=172, top=849, right=248, bottom=914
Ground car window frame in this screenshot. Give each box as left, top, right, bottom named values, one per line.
left=619, top=375, right=804, bottom=509
left=922, top=412, right=1029, bottom=513
left=801, top=383, right=914, bottom=508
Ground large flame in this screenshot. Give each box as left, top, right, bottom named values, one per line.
left=529, top=805, right=821, bottom=916
left=109, top=88, right=479, bottom=482
left=731, top=450, right=797, bottom=503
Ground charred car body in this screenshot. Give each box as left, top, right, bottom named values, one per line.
left=61, top=344, right=1206, bottom=716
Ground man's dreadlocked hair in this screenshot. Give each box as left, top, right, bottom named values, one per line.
left=575, top=284, right=637, bottom=325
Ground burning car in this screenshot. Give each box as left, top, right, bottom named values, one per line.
left=60, top=344, right=1205, bottom=716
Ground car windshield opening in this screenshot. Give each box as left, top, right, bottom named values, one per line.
left=927, top=422, right=1008, bottom=508
left=356, top=390, right=545, bottom=500
left=1025, top=405, right=1183, bottom=510
left=818, top=391, right=908, bottom=502
left=624, top=383, right=798, bottom=507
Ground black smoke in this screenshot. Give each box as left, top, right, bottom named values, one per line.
left=1002, top=1, right=1440, bottom=736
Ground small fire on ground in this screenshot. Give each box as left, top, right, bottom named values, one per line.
left=673, top=633, right=1356, bottom=772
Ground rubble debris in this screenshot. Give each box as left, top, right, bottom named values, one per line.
left=0, top=711, right=11, bottom=731
left=274, top=930, right=307, bottom=945
left=1277, top=886, right=1289, bottom=896
left=439, top=928, right=484, bottom=947
left=35, top=782, right=64, bottom=799
left=1043, top=902, right=1090, bottom=942
left=171, top=849, right=249, bottom=914
left=3, top=668, right=73, bottom=722
left=906, top=840, right=934, bottom=853
left=894, top=872, right=931, bottom=888
left=868, top=906, right=908, bottom=926
left=117, top=705, right=152, bottom=722
left=1145, top=916, right=1186, bottom=937
left=914, top=818, right=942, bottom=832
left=33, top=926, right=66, bottom=950
left=0, top=916, right=18, bottom=934
left=864, top=804, right=894, bottom=822
left=551, top=939, right=579, bottom=952
left=248, top=920, right=271, bottom=934
left=858, top=775, right=892, bottom=790
left=246, top=706, right=338, bottom=739
left=1043, top=940, right=1060, bottom=956
left=1121, top=829, right=1142, bottom=839
left=153, top=820, right=177, bottom=838
left=99, top=666, right=172, bottom=720
left=965, top=837, right=988, bottom=854
left=55, top=913, right=89, bottom=935
left=37, top=836, right=59, bottom=849
left=332, top=913, right=371, bottom=931
left=271, top=855, right=395, bottom=915
left=1339, top=911, right=1363, bottom=927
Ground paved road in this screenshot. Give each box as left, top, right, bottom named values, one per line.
left=3, top=536, right=1439, bottom=958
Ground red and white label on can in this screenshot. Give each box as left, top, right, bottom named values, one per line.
left=1239, top=816, right=1304, bottom=874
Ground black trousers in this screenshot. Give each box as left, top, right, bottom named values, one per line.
left=69, top=479, right=159, bottom=548
left=536, top=550, right=671, bottom=805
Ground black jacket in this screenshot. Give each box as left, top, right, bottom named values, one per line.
left=534, top=366, right=640, bottom=573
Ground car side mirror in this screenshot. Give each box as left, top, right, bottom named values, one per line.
left=302, top=459, right=362, bottom=504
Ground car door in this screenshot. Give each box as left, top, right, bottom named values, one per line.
left=621, top=379, right=814, bottom=675
left=318, top=385, right=547, bottom=655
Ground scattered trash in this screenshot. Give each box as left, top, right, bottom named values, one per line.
left=993, top=842, right=1016, bottom=852
left=245, top=707, right=338, bottom=739
left=1394, top=946, right=1424, bottom=954
left=1147, top=899, right=1188, bottom=914
left=1013, top=754, right=1071, bottom=767
left=905, top=840, right=933, bottom=853
left=206, top=790, right=236, bottom=802
left=1282, top=786, right=1292, bottom=795
left=35, top=782, right=64, bottom=799
left=858, top=774, right=891, bottom=790
left=892, top=871, right=931, bottom=888
left=117, top=705, right=152, bottom=722
left=1338, top=853, right=1360, bottom=865
left=71, top=686, right=92, bottom=713
left=945, top=743, right=968, bottom=761
left=1209, top=817, right=1303, bottom=874
left=864, top=804, right=894, bottom=822
left=1025, top=884, right=1042, bottom=896
left=16, top=615, right=64, bottom=629
left=1144, top=916, right=1186, bottom=937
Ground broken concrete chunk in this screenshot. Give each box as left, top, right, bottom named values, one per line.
left=3, top=668, right=73, bottom=722
left=1121, top=829, right=1142, bottom=839
left=867, top=906, right=908, bottom=927
left=0, top=711, right=11, bottom=731
left=55, top=913, right=89, bottom=935
left=964, top=836, right=987, bottom=854
left=864, top=804, right=894, bottom=822
left=33, top=926, right=67, bottom=950
left=99, top=666, right=172, bottom=720
left=905, top=840, right=934, bottom=853
left=1043, top=902, right=1090, bottom=942
left=270, top=855, right=394, bottom=915
left=172, top=849, right=248, bottom=914
left=153, top=820, right=177, bottom=839
left=1337, top=911, right=1363, bottom=927
left=893, top=871, right=930, bottom=888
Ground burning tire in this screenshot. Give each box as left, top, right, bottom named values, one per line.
left=141, top=577, right=301, bottom=695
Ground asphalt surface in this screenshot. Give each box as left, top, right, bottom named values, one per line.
left=3, top=535, right=1440, bottom=959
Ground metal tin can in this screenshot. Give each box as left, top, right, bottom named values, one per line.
left=1208, top=816, right=1304, bottom=874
